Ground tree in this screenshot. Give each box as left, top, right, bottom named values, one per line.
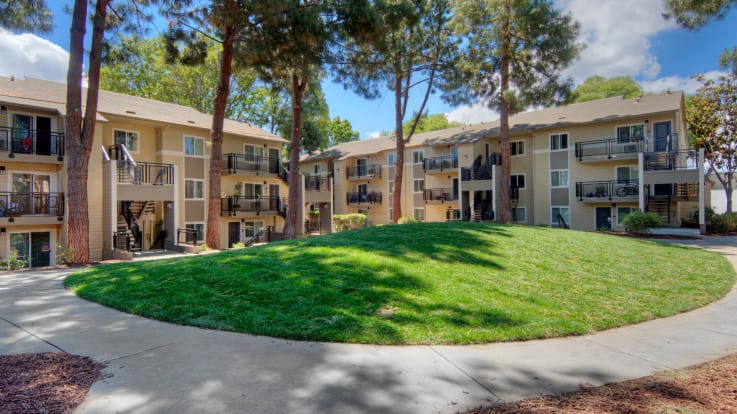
left=0, top=0, right=52, bottom=32
left=449, top=0, right=581, bottom=223
left=688, top=73, right=737, bottom=212
left=336, top=0, right=459, bottom=222
left=664, top=0, right=737, bottom=74
left=402, top=112, right=460, bottom=135
left=571, top=75, right=644, bottom=103
left=328, top=116, right=360, bottom=147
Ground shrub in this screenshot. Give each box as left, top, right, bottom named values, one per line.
left=397, top=216, right=419, bottom=224
left=621, top=211, right=664, bottom=234
left=711, top=212, right=737, bottom=233
left=308, top=210, right=320, bottom=221
left=231, top=242, right=246, bottom=249
left=333, top=213, right=366, bottom=231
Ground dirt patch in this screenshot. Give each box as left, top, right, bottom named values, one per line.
left=461, top=353, right=737, bottom=414
left=0, top=352, right=106, bottom=414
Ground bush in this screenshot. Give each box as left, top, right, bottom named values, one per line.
left=308, top=210, right=320, bottom=222
left=397, top=216, right=419, bottom=224
left=621, top=211, right=664, bottom=234
left=333, top=213, right=366, bottom=231
left=711, top=212, right=737, bottom=233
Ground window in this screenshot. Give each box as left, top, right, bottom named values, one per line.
left=511, top=174, right=525, bottom=189
left=314, top=164, right=321, bottom=174
left=185, top=179, right=204, bottom=199
left=617, top=207, right=636, bottom=225
left=413, top=208, right=425, bottom=222
left=115, top=129, right=139, bottom=152
left=616, top=124, right=645, bottom=143
left=550, top=133, right=568, bottom=151
left=185, top=223, right=205, bottom=243
left=412, top=150, right=424, bottom=164
left=616, top=166, right=638, bottom=182
left=244, top=144, right=264, bottom=159
left=388, top=207, right=393, bottom=223
left=413, top=179, right=424, bottom=193
left=357, top=183, right=368, bottom=194
left=551, top=207, right=570, bottom=227
left=243, top=183, right=264, bottom=197
left=388, top=180, right=394, bottom=194
left=387, top=153, right=396, bottom=166
left=184, top=136, right=204, bottom=156
left=550, top=170, right=569, bottom=188
left=244, top=221, right=264, bottom=238
left=513, top=207, right=527, bottom=223
left=511, top=140, right=525, bottom=156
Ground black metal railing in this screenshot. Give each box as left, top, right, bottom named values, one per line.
left=346, top=191, right=382, bottom=205
left=423, top=188, right=457, bottom=203
left=644, top=150, right=698, bottom=171
left=117, top=161, right=174, bottom=185
left=423, top=155, right=458, bottom=172
left=221, top=195, right=282, bottom=216
left=556, top=214, right=570, bottom=229
left=461, top=153, right=500, bottom=181
left=0, top=192, right=64, bottom=217
left=177, top=228, right=199, bottom=246
left=575, top=180, right=640, bottom=201
left=244, top=229, right=265, bottom=246
left=0, top=126, right=64, bottom=159
left=510, top=187, right=520, bottom=202
left=446, top=208, right=462, bottom=221
left=223, top=153, right=281, bottom=176
left=575, top=138, right=643, bottom=161
left=346, top=164, right=382, bottom=179
left=305, top=174, right=331, bottom=191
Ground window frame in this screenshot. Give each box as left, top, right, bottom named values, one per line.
left=244, top=144, right=265, bottom=159
left=550, top=169, right=569, bottom=188
left=616, top=124, right=645, bottom=144
left=413, top=207, right=425, bottom=222
left=510, top=174, right=526, bottom=189
left=114, top=129, right=139, bottom=153
left=510, top=140, right=525, bottom=157
left=617, top=206, right=636, bottom=226
left=388, top=180, right=394, bottom=194
left=551, top=206, right=570, bottom=228
left=388, top=207, right=393, bottom=223
left=412, top=150, right=424, bottom=164
left=184, top=135, right=205, bottom=157
left=185, top=179, right=205, bottom=200
left=513, top=206, right=527, bottom=223
left=550, top=133, right=569, bottom=151
left=185, top=222, right=205, bottom=243
left=413, top=178, right=424, bottom=193
left=387, top=152, right=396, bottom=167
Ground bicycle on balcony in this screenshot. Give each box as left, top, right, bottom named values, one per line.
left=615, top=182, right=638, bottom=197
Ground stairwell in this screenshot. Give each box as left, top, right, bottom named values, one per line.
left=470, top=199, right=491, bottom=222
left=646, top=196, right=675, bottom=225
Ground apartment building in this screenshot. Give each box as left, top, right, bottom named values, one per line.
left=303, top=91, right=706, bottom=233
left=0, top=76, right=291, bottom=266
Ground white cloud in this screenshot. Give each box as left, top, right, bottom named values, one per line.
left=446, top=103, right=500, bottom=125
left=640, top=70, right=726, bottom=94
left=368, top=131, right=381, bottom=139
left=561, top=0, right=678, bottom=83
left=0, top=29, right=69, bottom=83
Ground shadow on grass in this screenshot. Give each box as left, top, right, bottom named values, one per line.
left=66, top=222, right=522, bottom=344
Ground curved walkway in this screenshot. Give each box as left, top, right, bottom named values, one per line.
left=1, top=237, right=736, bottom=414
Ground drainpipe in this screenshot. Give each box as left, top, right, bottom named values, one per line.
left=638, top=151, right=645, bottom=211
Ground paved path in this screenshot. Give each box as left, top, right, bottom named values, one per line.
left=1, top=237, right=736, bottom=414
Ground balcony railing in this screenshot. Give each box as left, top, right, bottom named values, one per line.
left=0, top=192, right=64, bottom=217
left=0, top=126, right=64, bottom=159
left=221, top=196, right=282, bottom=216
left=461, top=154, right=500, bottom=181
left=510, top=187, right=520, bottom=202
left=223, top=153, right=281, bottom=176
left=117, top=161, right=174, bottom=185
left=346, top=191, right=382, bottom=205
left=346, top=164, right=382, bottom=179
left=423, top=188, right=457, bottom=203
left=423, top=155, right=458, bottom=173
left=575, top=180, right=639, bottom=201
left=446, top=208, right=462, bottom=221
left=305, top=174, right=331, bottom=192
left=575, top=138, right=644, bottom=161
left=645, top=150, right=699, bottom=171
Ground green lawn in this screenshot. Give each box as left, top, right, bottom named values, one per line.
left=64, top=223, right=736, bottom=344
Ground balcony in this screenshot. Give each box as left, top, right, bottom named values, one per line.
left=461, top=154, right=501, bottom=182
left=423, top=155, right=458, bottom=174
left=0, top=126, right=64, bottom=160
left=0, top=192, right=64, bottom=218
left=305, top=174, right=331, bottom=192
left=346, top=191, right=382, bottom=206
left=117, top=161, right=174, bottom=185
left=644, top=150, right=698, bottom=171
left=221, top=196, right=282, bottom=216
left=423, top=188, right=457, bottom=204
left=575, top=138, right=644, bottom=162
left=346, top=165, right=382, bottom=180
left=575, top=180, right=639, bottom=202
left=222, top=153, right=282, bottom=176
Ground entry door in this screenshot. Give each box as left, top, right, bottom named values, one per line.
left=31, top=232, right=50, bottom=267
left=653, top=121, right=671, bottom=152
left=36, top=116, right=52, bottom=155
left=268, top=148, right=280, bottom=174
left=356, top=158, right=368, bottom=176
left=596, top=207, right=612, bottom=230
left=227, top=222, right=240, bottom=248
left=269, top=184, right=280, bottom=210
left=12, top=114, right=32, bottom=153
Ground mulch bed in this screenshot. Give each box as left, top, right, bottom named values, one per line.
left=0, top=352, right=106, bottom=414
left=461, top=353, right=737, bottom=413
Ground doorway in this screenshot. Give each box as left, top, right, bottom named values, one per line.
left=228, top=222, right=240, bottom=248
left=596, top=207, right=612, bottom=230
left=36, top=116, right=52, bottom=155
left=10, top=231, right=51, bottom=267
left=653, top=121, right=671, bottom=152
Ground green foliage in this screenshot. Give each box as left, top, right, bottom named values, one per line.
left=402, top=113, right=461, bottom=135
left=719, top=47, right=737, bottom=75
left=572, top=75, right=644, bottom=103
left=621, top=211, right=664, bottom=234
left=397, top=216, right=420, bottom=224
left=328, top=116, right=360, bottom=147
left=231, top=242, right=246, bottom=249
left=664, top=0, right=737, bottom=29
left=333, top=214, right=367, bottom=231
left=65, top=223, right=736, bottom=344
left=1, top=250, right=28, bottom=270
left=55, top=244, right=75, bottom=266
left=0, top=0, right=53, bottom=33
left=709, top=212, right=737, bottom=233
left=308, top=209, right=320, bottom=221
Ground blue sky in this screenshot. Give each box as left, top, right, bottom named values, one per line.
left=1, top=0, right=735, bottom=139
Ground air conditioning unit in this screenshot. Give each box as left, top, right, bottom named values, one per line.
left=623, top=144, right=637, bottom=153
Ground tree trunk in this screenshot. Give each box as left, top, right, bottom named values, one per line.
left=65, top=0, right=107, bottom=264
left=283, top=72, right=306, bottom=240
left=205, top=26, right=235, bottom=249
left=498, top=57, right=512, bottom=224
left=392, top=73, right=404, bottom=223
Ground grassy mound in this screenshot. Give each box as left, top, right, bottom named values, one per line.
left=65, top=223, right=735, bottom=344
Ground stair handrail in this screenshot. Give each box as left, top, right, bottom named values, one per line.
left=101, top=145, right=110, bottom=161
left=557, top=213, right=569, bottom=229
left=244, top=229, right=266, bottom=247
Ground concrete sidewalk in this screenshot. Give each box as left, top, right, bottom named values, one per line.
left=1, top=237, right=736, bottom=414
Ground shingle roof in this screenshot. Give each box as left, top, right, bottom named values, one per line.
left=303, top=91, right=684, bottom=161
left=0, top=76, right=287, bottom=143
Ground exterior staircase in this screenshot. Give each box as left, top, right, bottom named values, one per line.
left=470, top=199, right=491, bottom=222
left=646, top=196, right=675, bottom=225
